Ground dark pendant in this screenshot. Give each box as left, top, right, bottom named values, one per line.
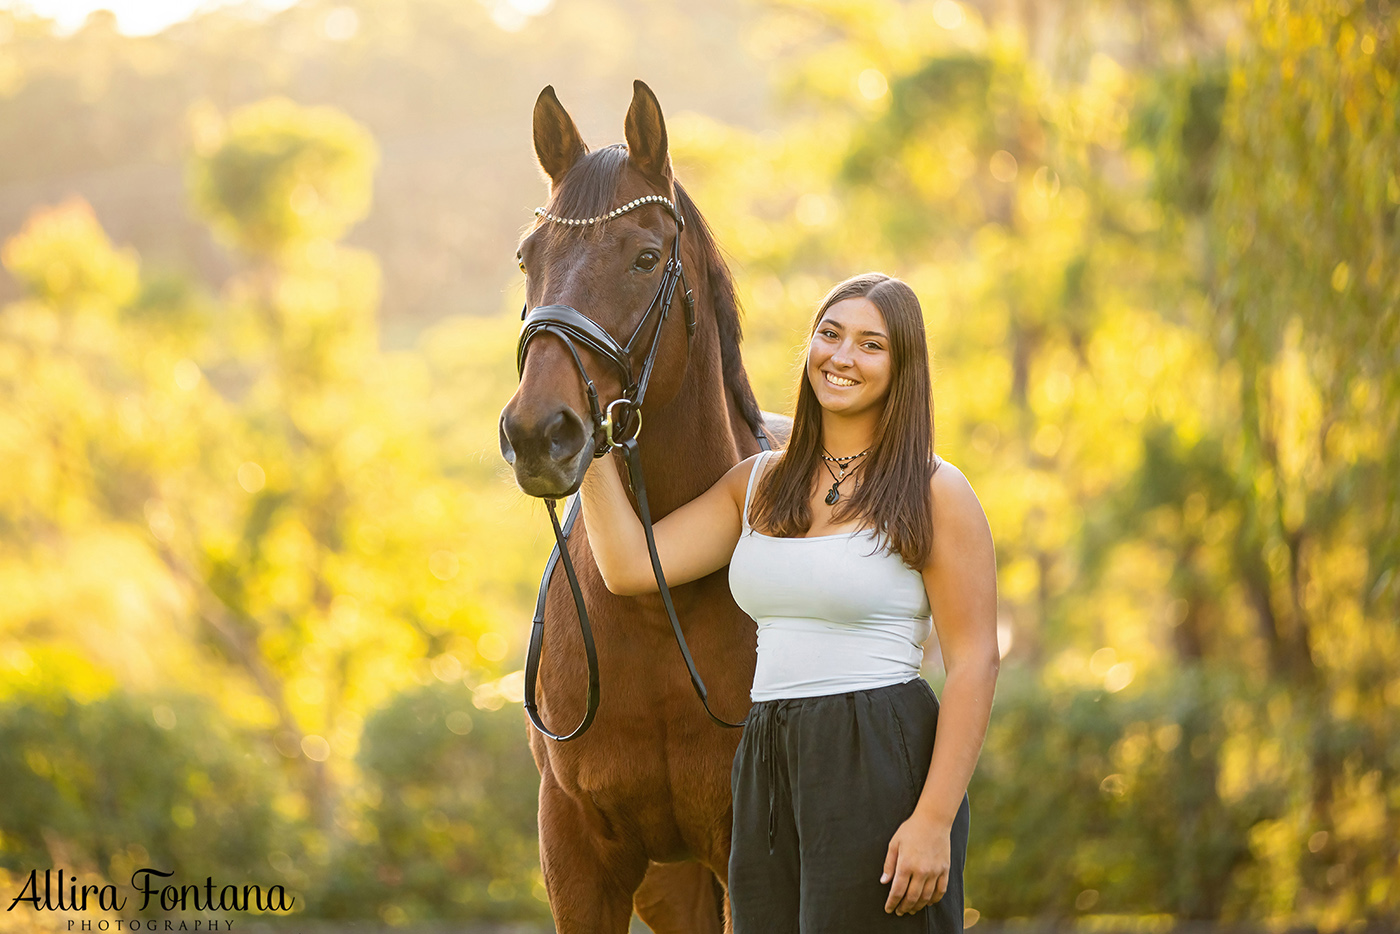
left=825, top=485, right=840, bottom=506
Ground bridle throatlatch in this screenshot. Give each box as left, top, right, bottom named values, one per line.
left=516, top=193, right=769, bottom=741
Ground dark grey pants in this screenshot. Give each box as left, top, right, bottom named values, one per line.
left=729, top=678, right=970, bottom=933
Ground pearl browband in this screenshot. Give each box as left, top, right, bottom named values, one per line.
left=534, top=194, right=682, bottom=228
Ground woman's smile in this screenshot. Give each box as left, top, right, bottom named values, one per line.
left=824, top=371, right=859, bottom=388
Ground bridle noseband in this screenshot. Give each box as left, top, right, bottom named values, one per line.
left=515, top=192, right=767, bottom=742
left=517, top=194, right=696, bottom=455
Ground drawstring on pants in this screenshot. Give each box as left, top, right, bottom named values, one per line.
left=750, top=699, right=797, bottom=854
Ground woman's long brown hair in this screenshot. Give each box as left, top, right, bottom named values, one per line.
left=748, top=272, right=938, bottom=568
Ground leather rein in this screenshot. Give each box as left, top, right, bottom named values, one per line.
left=516, top=193, right=768, bottom=741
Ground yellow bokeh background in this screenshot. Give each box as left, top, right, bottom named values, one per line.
left=0, top=0, right=1396, bottom=929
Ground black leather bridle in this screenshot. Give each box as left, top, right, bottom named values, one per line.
left=517, top=194, right=695, bottom=457
left=516, top=192, right=767, bottom=741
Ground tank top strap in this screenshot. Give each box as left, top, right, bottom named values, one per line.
left=741, top=450, right=772, bottom=533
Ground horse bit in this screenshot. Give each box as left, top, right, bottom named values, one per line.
left=516, top=192, right=769, bottom=741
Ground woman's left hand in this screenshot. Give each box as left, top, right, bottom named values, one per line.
left=881, top=813, right=952, bottom=915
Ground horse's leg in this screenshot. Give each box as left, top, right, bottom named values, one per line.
left=539, top=775, right=646, bottom=934
left=632, top=861, right=725, bottom=934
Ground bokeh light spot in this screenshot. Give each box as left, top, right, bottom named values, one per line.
left=857, top=68, right=888, bottom=101
left=933, top=0, right=965, bottom=30
left=323, top=7, right=359, bottom=41
left=990, top=150, right=1019, bottom=182
left=301, top=734, right=331, bottom=762
left=477, top=632, right=509, bottom=661
left=237, top=461, right=266, bottom=493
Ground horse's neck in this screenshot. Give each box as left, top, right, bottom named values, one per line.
left=634, top=315, right=744, bottom=518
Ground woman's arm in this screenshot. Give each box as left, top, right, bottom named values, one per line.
left=883, top=459, right=1000, bottom=915
left=579, top=451, right=762, bottom=596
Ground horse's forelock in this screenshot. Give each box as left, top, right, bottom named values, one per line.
left=537, top=144, right=629, bottom=241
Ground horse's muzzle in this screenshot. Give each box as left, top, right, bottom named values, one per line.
left=499, top=403, right=592, bottom=497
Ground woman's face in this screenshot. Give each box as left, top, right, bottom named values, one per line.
left=806, top=296, right=893, bottom=420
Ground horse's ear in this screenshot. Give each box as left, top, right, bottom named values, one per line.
left=624, top=79, right=671, bottom=184
left=534, top=86, right=587, bottom=186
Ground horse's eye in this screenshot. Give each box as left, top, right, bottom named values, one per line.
left=634, top=250, right=660, bottom=273
left=517, top=252, right=527, bottom=275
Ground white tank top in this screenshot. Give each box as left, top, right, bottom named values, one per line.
left=728, top=450, right=933, bottom=701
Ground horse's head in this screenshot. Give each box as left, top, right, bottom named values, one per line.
left=500, top=81, right=694, bottom=498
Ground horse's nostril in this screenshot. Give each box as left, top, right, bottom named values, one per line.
left=499, top=414, right=517, bottom=465
left=544, top=408, right=587, bottom=462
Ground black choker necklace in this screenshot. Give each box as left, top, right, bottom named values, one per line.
left=820, top=448, right=869, bottom=505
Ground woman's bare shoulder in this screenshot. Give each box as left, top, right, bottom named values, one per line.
left=715, top=450, right=773, bottom=501
left=929, top=457, right=988, bottom=525
left=923, top=456, right=995, bottom=576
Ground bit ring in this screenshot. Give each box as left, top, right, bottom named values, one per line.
left=604, top=398, right=642, bottom=448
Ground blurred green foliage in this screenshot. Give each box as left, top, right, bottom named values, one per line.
left=966, top=665, right=1400, bottom=923
left=314, top=683, right=545, bottom=922
left=0, top=0, right=1396, bottom=929
left=1, top=85, right=547, bottom=924
left=0, top=691, right=293, bottom=892
left=190, top=97, right=378, bottom=258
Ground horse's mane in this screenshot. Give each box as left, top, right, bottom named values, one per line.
left=671, top=181, right=765, bottom=438
left=538, top=144, right=765, bottom=439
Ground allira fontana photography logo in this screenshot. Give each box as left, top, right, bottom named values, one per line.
left=8, top=868, right=296, bottom=917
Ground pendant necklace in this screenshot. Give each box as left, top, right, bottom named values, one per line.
left=820, top=448, right=870, bottom=505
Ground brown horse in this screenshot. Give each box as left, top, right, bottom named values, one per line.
left=499, top=81, right=787, bottom=933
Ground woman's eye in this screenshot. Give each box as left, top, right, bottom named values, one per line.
left=634, top=250, right=661, bottom=272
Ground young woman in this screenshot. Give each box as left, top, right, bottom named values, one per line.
left=579, top=272, right=999, bottom=931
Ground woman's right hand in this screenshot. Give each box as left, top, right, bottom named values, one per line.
left=579, top=452, right=765, bottom=596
